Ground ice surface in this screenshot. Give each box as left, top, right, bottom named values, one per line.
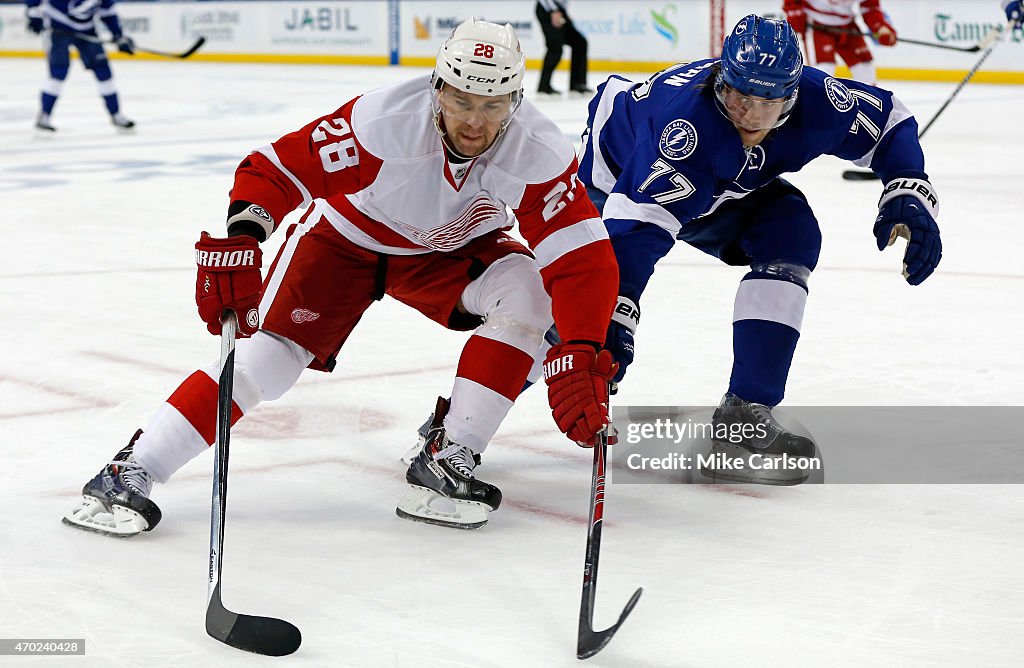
left=1, top=58, right=1022, bottom=666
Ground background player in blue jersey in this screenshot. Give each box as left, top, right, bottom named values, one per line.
left=1004, top=1, right=1024, bottom=27
left=25, top=0, right=136, bottom=132
left=578, top=15, right=941, bottom=483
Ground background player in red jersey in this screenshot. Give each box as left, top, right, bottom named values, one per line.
left=62, top=19, right=619, bottom=534
left=783, top=0, right=896, bottom=84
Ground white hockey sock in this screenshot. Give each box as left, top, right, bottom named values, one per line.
left=445, top=377, right=514, bottom=454
left=849, top=61, right=877, bottom=85
left=134, top=332, right=314, bottom=483
left=133, top=404, right=208, bottom=484
left=447, top=254, right=553, bottom=453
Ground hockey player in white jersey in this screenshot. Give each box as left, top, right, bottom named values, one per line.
left=63, top=19, right=620, bottom=535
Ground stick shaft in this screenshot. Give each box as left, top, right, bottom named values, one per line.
left=918, top=21, right=1013, bottom=139
left=208, top=313, right=237, bottom=603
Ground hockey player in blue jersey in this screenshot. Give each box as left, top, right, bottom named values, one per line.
left=578, top=14, right=941, bottom=484
left=1004, top=1, right=1024, bottom=27
left=25, top=0, right=136, bottom=132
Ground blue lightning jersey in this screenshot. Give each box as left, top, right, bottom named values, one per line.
left=25, top=0, right=124, bottom=37
left=578, top=60, right=927, bottom=301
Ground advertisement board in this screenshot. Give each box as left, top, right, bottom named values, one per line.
left=1, top=0, right=1020, bottom=80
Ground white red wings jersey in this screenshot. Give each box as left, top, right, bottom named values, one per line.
left=230, top=75, right=617, bottom=343
left=790, top=0, right=884, bottom=27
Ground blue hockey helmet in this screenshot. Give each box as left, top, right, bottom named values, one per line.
left=716, top=15, right=802, bottom=127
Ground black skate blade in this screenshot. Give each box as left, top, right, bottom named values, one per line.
left=60, top=516, right=142, bottom=539
left=577, top=587, right=643, bottom=659
left=207, top=585, right=301, bottom=656
left=395, top=507, right=488, bottom=530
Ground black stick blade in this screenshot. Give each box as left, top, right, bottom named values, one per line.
left=179, top=37, right=206, bottom=59
left=137, top=36, right=206, bottom=59
left=842, top=169, right=880, bottom=181
left=577, top=587, right=643, bottom=660
left=207, top=585, right=301, bottom=656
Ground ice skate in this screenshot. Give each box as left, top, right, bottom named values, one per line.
left=34, top=112, right=56, bottom=133
left=703, top=393, right=817, bottom=486
left=111, top=113, right=136, bottom=132
left=62, top=430, right=162, bottom=537
left=396, top=397, right=501, bottom=529
left=400, top=410, right=435, bottom=466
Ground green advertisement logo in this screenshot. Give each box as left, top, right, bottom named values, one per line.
left=651, top=4, right=678, bottom=46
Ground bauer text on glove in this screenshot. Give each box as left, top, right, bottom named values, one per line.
left=605, top=295, right=640, bottom=387
left=873, top=176, right=941, bottom=286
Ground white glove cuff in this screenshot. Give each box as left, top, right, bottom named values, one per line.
left=878, top=177, right=940, bottom=220
left=226, top=204, right=275, bottom=240
left=610, top=296, right=640, bottom=334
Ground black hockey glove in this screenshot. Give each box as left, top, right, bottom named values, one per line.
left=115, top=36, right=135, bottom=55
left=873, top=176, right=941, bottom=286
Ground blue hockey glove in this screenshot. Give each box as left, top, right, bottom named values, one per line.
left=605, top=323, right=634, bottom=391
left=873, top=177, right=941, bottom=286
left=1006, top=1, right=1023, bottom=28
left=606, top=296, right=640, bottom=389
left=115, top=35, right=136, bottom=55
left=28, top=16, right=44, bottom=34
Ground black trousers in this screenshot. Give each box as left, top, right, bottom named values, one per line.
left=535, top=2, right=589, bottom=89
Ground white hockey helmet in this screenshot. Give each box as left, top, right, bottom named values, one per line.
left=430, top=19, right=526, bottom=157
left=432, top=19, right=526, bottom=96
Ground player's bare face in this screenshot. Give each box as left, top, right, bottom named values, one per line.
left=720, top=85, right=786, bottom=147
left=438, top=86, right=512, bottom=157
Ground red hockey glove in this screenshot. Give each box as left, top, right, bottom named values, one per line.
left=543, top=343, right=618, bottom=447
left=195, top=232, right=262, bottom=337
left=864, top=10, right=897, bottom=46
left=783, top=0, right=806, bottom=34
left=874, top=24, right=896, bottom=46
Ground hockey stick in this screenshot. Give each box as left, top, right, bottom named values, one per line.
left=206, top=311, right=302, bottom=656
left=577, top=422, right=642, bottom=660
left=841, top=20, right=1013, bottom=182
left=50, top=29, right=206, bottom=59
left=810, top=23, right=984, bottom=52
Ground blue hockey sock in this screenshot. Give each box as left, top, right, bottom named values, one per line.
left=728, top=263, right=809, bottom=406
left=103, top=93, right=120, bottom=115
left=729, top=319, right=799, bottom=407
left=41, top=92, right=58, bottom=115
